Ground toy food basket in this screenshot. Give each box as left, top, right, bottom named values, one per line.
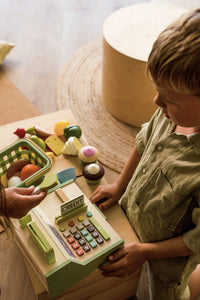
left=0, top=139, right=52, bottom=187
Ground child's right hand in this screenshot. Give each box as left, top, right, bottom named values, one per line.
left=4, top=186, right=47, bottom=219
left=90, top=183, right=122, bottom=210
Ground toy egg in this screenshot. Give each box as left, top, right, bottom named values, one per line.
left=78, top=146, right=100, bottom=165
left=8, top=176, right=22, bottom=187
left=63, top=137, right=82, bottom=156
left=82, top=163, right=105, bottom=185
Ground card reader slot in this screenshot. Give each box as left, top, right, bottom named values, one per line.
left=27, top=221, right=55, bottom=265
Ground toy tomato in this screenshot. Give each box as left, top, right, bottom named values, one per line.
left=20, top=164, right=40, bottom=181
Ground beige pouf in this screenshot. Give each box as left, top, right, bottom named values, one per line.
left=102, top=3, right=188, bottom=127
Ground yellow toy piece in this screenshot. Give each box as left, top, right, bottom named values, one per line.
left=45, top=135, right=65, bottom=156
left=54, top=120, right=70, bottom=136
left=1, top=173, right=8, bottom=188
left=45, top=152, right=55, bottom=159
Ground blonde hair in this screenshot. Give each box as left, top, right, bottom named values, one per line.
left=147, top=8, right=200, bottom=96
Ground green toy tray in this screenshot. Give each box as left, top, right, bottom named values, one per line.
left=0, top=139, right=52, bottom=187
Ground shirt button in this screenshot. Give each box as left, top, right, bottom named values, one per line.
left=157, top=145, right=163, bottom=151
left=142, top=168, right=146, bottom=174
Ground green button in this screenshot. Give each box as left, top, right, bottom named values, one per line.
left=85, top=235, right=93, bottom=242
left=59, top=225, right=66, bottom=232
left=87, top=211, right=93, bottom=217
left=90, top=240, right=97, bottom=248
left=81, top=229, right=88, bottom=237
left=89, top=217, right=110, bottom=241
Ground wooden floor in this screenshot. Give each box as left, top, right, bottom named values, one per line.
left=1, top=0, right=200, bottom=299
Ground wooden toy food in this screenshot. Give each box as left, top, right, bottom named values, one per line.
left=54, top=120, right=70, bottom=136
left=30, top=135, right=46, bottom=151
left=32, top=173, right=59, bottom=194
left=26, top=125, right=53, bottom=139
left=63, top=137, right=82, bottom=156
left=82, top=163, right=105, bottom=185
left=63, top=125, right=82, bottom=140
left=8, top=176, right=22, bottom=187
left=78, top=146, right=100, bottom=165
left=45, top=135, right=65, bottom=156
left=21, top=164, right=40, bottom=181
left=1, top=173, right=8, bottom=188
left=6, top=159, right=30, bottom=179
left=13, top=127, right=26, bottom=138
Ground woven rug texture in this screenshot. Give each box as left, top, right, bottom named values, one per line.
left=56, top=38, right=139, bottom=173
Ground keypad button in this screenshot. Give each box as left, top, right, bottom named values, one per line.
left=79, top=239, right=86, bottom=246
left=68, top=220, right=75, bottom=227
left=81, top=229, right=88, bottom=237
left=72, top=242, right=80, bottom=250
left=83, top=245, right=91, bottom=252
left=74, top=233, right=81, bottom=240
left=85, top=234, right=93, bottom=242
left=67, top=236, right=75, bottom=244
left=78, top=215, right=84, bottom=222
left=59, top=225, right=66, bottom=232
left=70, top=227, right=77, bottom=234
left=83, top=220, right=90, bottom=227
left=76, top=248, right=84, bottom=256
left=90, top=241, right=97, bottom=248
left=96, top=237, right=104, bottom=244
left=87, top=226, right=95, bottom=233
left=87, top=211, right=93, bottom=217
left=76, top=224, right=84, bottom=231
left=63, top=230, right=70, bottom=238
left=92, top=231, right=99, bottom=238
left=89, top=217, right=110, bottom=241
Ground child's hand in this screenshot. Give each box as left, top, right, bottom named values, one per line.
left=90, top=183, right=122, bottom=210
left=4, top=186, right=47, bottom=219
left=100, top=243, right=146, bottom=277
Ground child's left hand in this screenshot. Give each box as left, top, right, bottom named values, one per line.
left=100, top=242, right=146, bottom=277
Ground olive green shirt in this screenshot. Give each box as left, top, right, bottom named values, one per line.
left=121, top=108, right=200, bottom=284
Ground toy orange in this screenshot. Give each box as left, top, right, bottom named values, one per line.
left=20, top=164, right=40, bottom=181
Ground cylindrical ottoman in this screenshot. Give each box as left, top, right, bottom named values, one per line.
left=102, top=3, right=188, bottom=127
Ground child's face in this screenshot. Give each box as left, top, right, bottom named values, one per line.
left=154, top=85, right=200, bottom=130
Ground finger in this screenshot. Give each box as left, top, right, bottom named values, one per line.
left=108, top=248, right=127, bottom=262
left=102, top=269, right=131, bottom=278
left=14, top=186, right=35, bottom=195
left=18, top=191, right=47, bottom=207
left=100, top=257, right=127, bottom=273
left=98, top=198, right=117, bottom=210
left=90, top=189, right=106, bottom=203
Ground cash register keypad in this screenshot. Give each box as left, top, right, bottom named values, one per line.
left=62, top=212, right=109, bottom=256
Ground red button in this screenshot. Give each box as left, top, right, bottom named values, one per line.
left=68, top=220, right=75, bottom=227
left=76, top=248, right=84, bottom=256
left=67, top=236, right=75, bottom=244
left=72, top=242, right=79, bottom=250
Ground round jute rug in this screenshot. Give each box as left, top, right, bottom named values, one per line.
left=56, top=38, right=140, bottom=173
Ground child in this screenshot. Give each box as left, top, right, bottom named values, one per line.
left=90, top=8, right=200, bottom=300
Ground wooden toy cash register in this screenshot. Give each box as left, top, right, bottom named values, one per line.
left=16, top=179, right=124, bottom=298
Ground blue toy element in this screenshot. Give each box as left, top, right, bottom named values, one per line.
left=48, top=167, right=76, bottom=193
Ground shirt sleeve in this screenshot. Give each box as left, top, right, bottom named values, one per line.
left=183, top=205, right=200, bottom=254
left=135, top=108, right=161, bottom=155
